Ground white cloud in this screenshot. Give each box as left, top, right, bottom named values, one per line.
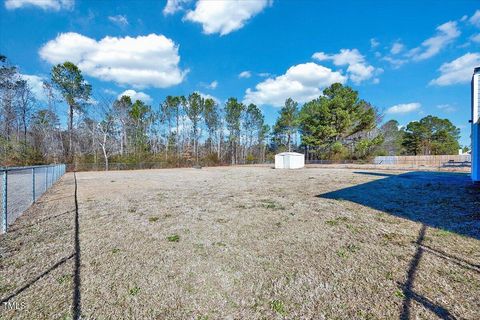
left=382, top=56, right=407, bottom=69
left=5, top=0, right=73, bottom=10
left=108, top=15, right=128, bottom=26
left=430, top=53, right=480, bottom=86
left=197, top=91, right=221, bottom=104
left=471, top=34, right=480, bottom=43
left=407, top=21, right=460, bottom=61
left=20, top=74, right=48, bottom=101
left=386, top=102, right=421, bottom=114
left=39, top=32, right=187, bottom=89
left=436, top=104, right=457, bottom=113
left=163, top=0, right=191, bottom=15
left=118, top=89, right=152, bottom=104
left=184, top=0, right=272, bottom=35
left=199, top=80, right=218, bottom=89
left=103, top=88, right=117, bottom=95
left=370, top=38, right=380, bottom=49
left=312, top=48, right=379, bottom=84
left=87, top=97, right=98, bottom=106
left=470, top=10, right=480, bottom=27
left=239, top=71, right=252, bottom=78
left=243, top=62, right=346, bottom=107
left=390, top=41, right=404, bottom=55
left=207, top=80, right=218, bottom=89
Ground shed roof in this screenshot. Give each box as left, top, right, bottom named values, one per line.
left=276, top=152, right=304, bottom=156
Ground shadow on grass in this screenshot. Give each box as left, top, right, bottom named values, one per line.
left=72, top=172, right=81, bottom=320
left=0, top=253, right=75, bottom=304
left=0, top=173, right=82, bottom=320
left=35, top=194, right=74, bottom=204
left=8, top=209, right=75, bottom=233
left=399, top=225, right=457, bottom=320
left=317, top=171, right=479, bottom=240
left=317, top=171, right=478, bottom=319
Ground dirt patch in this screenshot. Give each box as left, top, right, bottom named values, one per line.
left=0, top=167, right=479, bottom=319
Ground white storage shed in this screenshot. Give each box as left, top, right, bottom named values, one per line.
left=275, top=152, right=305, bottom=169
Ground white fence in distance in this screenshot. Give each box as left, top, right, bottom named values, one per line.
left=373, top=155, right=471, bottom=167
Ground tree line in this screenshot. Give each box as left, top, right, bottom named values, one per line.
left=0, top=55, right=463, bottom=169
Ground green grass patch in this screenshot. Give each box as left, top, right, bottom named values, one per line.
left=385, top=271, right=394, bottom=281
left=345, top=223, right=361, bottom=233
left=61, top=314, right=73, bottom=320
left=214, top=242, right=227, bottom=247
left=346, top=244, right=360, bottom=253
left=434, top=229, right=454, bottom=237
left=394, top=289, right=405, bottom=299
left=260, top=199, right=285, bottom=210
left=325, top=216, right=349, bottom=226
left=336, top=249, right=347, bottom=258
left=148, top=216, right=159, bottom=222
left=270, top=299, right=286, bottom=315
left=337, top=244, right=360, bottom=258
left=167, top=234, right=180, bottom=242
left=57, top=274, right=72, bottom=285
left=129, top=285, right=140, bottom=296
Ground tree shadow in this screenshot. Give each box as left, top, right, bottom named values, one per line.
left=418, top=244, right=480, bottom=273
left=399, top=225, right=457, bottom=320
left=317, top=171, right=479, bottom=319
left=35, top=195, right=74, bottom=204
left=317, top=171, right=480, bottom=240
left=0, top=253, right=75, bottom=305
left=8, top=209, right=75, bottom=233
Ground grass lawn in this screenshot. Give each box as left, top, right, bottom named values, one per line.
left=0, top=166, right=479, bottom=319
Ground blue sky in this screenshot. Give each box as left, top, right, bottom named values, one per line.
left=1, top=0, right=479, bottom=147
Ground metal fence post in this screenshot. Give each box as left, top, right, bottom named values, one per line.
left=2, top=170, right=7, bottom=233
left=45, top=166, right=48, bottom=191
left=32, top=167, right=36, bottom=203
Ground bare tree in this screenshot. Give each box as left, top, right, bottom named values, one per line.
left=15, top=79, right=35, bottom=146
left=89, top=96, right=118, bottom=170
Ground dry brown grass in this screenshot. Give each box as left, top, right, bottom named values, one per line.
left=0, top=167, right=479, bottom=319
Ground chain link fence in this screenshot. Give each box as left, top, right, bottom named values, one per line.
left=1, top=164, right=66, bottom=233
